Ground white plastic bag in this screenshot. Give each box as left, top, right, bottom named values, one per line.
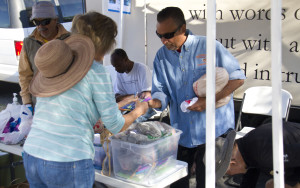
left=192, top=67, right=231, bottom=108
left=180, top=97, right=199, bottom=113
left=0, top=103, right=22, bottom=133
left=0, top=104, right=33, bottom=144
left=0, top=109, right=11, bottom=134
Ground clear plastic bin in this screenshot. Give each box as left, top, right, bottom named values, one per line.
left=110, top=128, right=182, bottom=186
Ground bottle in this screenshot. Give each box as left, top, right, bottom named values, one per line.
left=12, top=93, right=19, bottom=105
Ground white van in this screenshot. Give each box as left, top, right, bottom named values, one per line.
left=0, top=0, right=86, bottom=83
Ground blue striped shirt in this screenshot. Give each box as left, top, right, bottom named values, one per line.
left=152, top=34, right=246, bottom=148
left=24, top=62, right=125, bottom=162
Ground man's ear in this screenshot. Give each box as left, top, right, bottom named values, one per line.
left=229, top=159, right=237, bottom=165
left=226, top=159, right=236, bottom=175
left=53, top=18, right=58, bottom=24
left=180, top=24, right=186, bottom=34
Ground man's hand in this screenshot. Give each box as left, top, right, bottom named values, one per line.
left=188, top=97, right=206, bottom=112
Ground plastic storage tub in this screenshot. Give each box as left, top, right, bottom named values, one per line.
left=110, top=128, right=182, bottom=186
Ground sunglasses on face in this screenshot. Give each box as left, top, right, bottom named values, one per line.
left=156, top=25, right=182, bottom=39
left=33, top=18, right=52, bottom=26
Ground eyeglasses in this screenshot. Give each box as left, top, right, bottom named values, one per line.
left=156, top=25, right=182, bottom=39
left=33, top=18, right=52, bottom=26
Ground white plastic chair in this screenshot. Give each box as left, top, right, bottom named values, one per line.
left=235, top=86, right=293, bottom=131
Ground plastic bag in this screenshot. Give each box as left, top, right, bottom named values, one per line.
left=112, top=122, right=176, bottom=145
left=0, top=109, right=12, bottom=134
left=192, top=67, right=231, bottom=108
left=180, top=97, right=199, bottom=113
left=0, top=104, right=21, bottom=133
left=0, top=104, right=33, bottom=144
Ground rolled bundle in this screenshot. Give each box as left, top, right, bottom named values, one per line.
left=193, top=67, right=230, bottom=108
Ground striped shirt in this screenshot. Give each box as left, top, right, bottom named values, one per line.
left=24, top=62, right=125, bottom=162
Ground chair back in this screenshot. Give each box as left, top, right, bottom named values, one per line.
left=236, top=86, right=292, bottom=131
left=242, top=86, right=292, bottom=118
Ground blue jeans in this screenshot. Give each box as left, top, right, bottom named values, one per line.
left=23, top=152, right=95, bottom=188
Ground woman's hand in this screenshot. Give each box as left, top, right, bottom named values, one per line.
left=134, top=99, right=149, bottom=115
left=120, top=99, right=149, bottom=132
left=117, top=95, right=135, bottom=110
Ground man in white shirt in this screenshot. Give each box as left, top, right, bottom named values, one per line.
left=111, top=48, right=155, bottom=121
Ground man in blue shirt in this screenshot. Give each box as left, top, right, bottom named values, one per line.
left=148, top=7, right=246, bottom=188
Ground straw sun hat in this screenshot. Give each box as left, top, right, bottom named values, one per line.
left=29, top=34, right=95, bottom=97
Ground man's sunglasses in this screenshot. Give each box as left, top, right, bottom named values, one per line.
left=33, top=18, right=52, bottom=26
left=156, top=25, right=182, bottom=39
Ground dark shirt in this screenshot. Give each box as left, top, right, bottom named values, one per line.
left=236, top=122, right=300, bottom=186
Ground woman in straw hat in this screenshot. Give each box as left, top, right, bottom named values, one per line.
left=23, top=12, right=148, bottom=187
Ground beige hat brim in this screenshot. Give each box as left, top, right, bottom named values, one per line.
left=29, top=34, right=95, bottom=97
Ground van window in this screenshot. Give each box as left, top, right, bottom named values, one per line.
left=23, top=0, right=85, bottom=27
left=0, top=0, right=10, bottom=28
left=58, top=0, right=86, bottom=22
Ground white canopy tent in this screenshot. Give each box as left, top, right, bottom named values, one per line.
left=206, top=0, right=285, bottom=187
left=271, top=0, right=284, bottom=187
left=91, top=0, right=286, bottom=187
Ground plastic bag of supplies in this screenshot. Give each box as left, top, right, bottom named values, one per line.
left=0, top=94, right=33, bottom=144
